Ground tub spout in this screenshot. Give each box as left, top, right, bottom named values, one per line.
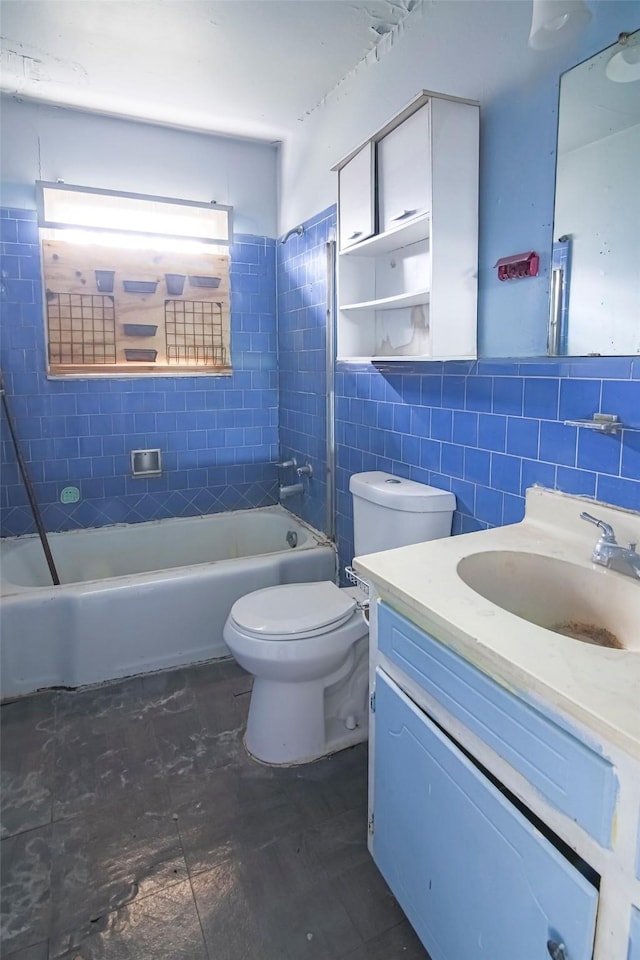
left=279, top=482, right=304, bottom=500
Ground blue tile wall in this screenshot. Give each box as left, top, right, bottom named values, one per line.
left=336, top=357, right=640, bottom=575
left=0, top=208, right=278, bottom=536
left=3, top=202, right=640, bottom=561
left=274, top=207, right=640, bottom=574
left=276, top=207, right=336, bottom=534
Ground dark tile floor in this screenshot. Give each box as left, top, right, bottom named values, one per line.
left=1, top=658, right=430, bottom=960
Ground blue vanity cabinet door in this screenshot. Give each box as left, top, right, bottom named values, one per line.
left=378, top=601, right=617, bottom=846
left=373, top=670, right=598, bottom=960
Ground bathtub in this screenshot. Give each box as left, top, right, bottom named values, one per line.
left=0, top=506, right=335, bottom=699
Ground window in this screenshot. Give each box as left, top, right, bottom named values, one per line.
left=37, top=182, right=233, bottom=377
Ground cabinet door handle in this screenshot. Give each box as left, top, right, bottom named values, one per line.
left=391, top=209, right=417, bottom=221
left=547, top=941, right=567, bottom=960
left=348, top=231, right=363, bottom=239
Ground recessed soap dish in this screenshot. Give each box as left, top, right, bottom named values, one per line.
left=131, top=448, right=162, bottom=478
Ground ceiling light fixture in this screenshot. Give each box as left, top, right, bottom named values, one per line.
left=605, top=31, right=640, bottom=83
left=528, top=0, right=592, bottom=50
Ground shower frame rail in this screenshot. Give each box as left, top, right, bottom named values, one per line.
left=0, top=370, right=60, bottom=585
left=325, top=239, right=337, bottom=543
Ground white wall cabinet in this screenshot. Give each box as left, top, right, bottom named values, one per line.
left=333, top=92, right=479, bottom=361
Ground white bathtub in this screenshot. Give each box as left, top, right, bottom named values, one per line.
left=0, top=506, right=335, bottom=698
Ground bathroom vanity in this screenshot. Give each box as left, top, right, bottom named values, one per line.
left=354, top=488, right=640, bottom=960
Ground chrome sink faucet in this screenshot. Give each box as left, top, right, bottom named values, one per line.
left=580, top=512, right=640, bottom=580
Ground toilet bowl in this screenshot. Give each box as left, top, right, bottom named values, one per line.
left=224, top=580, right=369, bottom=765
left=223, top=471, right=456, bottom=766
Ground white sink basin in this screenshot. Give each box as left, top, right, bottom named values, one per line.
left=457, top=551, right=639, bottom=651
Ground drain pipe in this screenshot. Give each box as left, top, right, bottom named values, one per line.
left=0, top=369, right=60, bottom=585
left=325, top=239, right=337, bottom=542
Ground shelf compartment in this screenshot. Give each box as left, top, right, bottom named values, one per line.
left=124, top=348, right=158, bottom=362
left=340, top=289, right=430, bottom=312
left=338, top=298, right=431, bottom=359
left=341, top=214, right=430, bottom=257
left=188, top=275, right=221, bottom=288
left=123, top=323, right=158, bottom=338
left=95, top=270, right=115, bottom=293
left=123, top=280, right=159, bottom=294
left=165, top=273, right=186, bottom=295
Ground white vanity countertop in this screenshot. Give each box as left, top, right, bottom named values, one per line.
left=354, top=487, right=640, bottom=759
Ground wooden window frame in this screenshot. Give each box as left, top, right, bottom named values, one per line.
left=37, top=182, right=233, bottom=378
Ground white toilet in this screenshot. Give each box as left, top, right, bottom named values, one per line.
left=223, top=471, right=456, bottom=765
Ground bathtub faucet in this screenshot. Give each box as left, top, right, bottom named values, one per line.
left=279, top=482, right=304, bottom=500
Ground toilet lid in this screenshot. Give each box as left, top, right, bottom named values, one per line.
left=230, top=581, right=356, bottom=639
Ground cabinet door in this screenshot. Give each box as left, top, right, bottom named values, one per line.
left=377, top=103, right=431, bottom=235
left=377, top=601, right=617, bottom=846
left=339, top=142, right=375, bottom=250
left=373, top=670, right=598, bottom=960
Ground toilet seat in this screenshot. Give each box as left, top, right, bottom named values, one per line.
left=230, top=581, right=356, bottom=641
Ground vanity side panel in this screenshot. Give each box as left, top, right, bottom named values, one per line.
left=429, top=97, right=479, bottom=359
left=378, top=601, right=618, bottom=847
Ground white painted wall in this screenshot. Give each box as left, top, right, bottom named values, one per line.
left=555, top=124, right=640, bottom=356
left=279, top=1, right=525, bottom=231
left=0, top=97, right=278, bottom=236
left=278, top=0, right=637, bottom=355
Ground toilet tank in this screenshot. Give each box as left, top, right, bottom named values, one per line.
left=349, top=471, right=456, bottom=556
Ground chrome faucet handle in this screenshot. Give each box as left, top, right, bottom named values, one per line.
left=580, top=512, right=617, bottom=542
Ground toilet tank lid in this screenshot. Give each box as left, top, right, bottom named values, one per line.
left=349, top=472, right=456, bottom=513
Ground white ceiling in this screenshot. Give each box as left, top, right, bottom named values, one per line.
left=0, top=0, right=418, bottom=142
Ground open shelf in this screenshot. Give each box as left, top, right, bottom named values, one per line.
left=340, top=289, right=430, bottom=312
left=341, top=214, right=430, bottom=257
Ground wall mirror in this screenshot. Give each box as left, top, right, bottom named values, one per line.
left=550, top=28, right=640, bottom=356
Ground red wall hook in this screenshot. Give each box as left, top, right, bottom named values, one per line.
left=495, top=251, right=539, bottom=281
